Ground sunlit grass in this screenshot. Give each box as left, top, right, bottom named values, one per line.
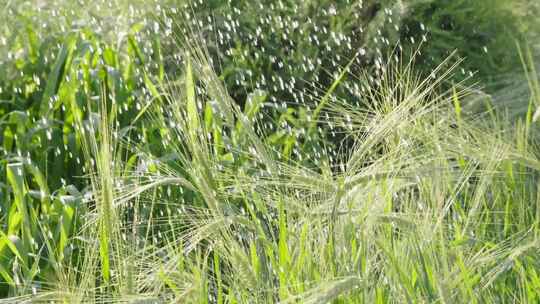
left=1, top=1, right=540, bottom=303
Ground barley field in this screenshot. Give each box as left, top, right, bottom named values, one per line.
left=1, top=0, right=540, bottom=303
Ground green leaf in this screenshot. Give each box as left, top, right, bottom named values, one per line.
left=310, top=54, right=356, bottom=133
left=185, top=55, right=200, bottom=143
left=453, top=87, right=462, bottom=122
left=40, top=36, right=76, bottom=117
left=278, top=198, right=289, bottom=299
left=6, top=163, right=31, bottom=263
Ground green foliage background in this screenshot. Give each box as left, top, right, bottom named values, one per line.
left=0, top=0, right=539, bottom=302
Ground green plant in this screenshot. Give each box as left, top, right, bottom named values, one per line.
left=1, top=1, right=540, bottom=303
left=401, top=0, right=540, bottom=86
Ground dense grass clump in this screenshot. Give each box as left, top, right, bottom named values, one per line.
left=1, top=0, right=540, bottom=303
left=4, top=42, right=540, bottom=302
